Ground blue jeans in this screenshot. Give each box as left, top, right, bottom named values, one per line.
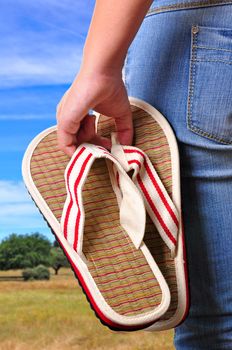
left=123, top=1, right=232, bottom=348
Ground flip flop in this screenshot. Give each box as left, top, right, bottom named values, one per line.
left=96, top=97, right=189, bottom=331
left=22, top=128, right=173, bottom=331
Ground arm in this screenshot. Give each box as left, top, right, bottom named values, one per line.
left=57, top=0, right=153, bottom=156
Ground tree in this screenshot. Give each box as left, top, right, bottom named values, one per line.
left=0, top=233, right=51, bottom=270
left=49, top=246, right=70, bottom=275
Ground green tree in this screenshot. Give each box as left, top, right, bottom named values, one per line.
left=49, top=246, right=70, bottom=275
left=0, top=233, right=51, bottom=270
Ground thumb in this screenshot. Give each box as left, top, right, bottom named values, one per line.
left=114, top=107, right=133, bottom=146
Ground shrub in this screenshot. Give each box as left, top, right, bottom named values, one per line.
left=22, top=264, right=50, bottom=281
left=34, top=264, right=50, bottom=280
left=22, top=267, right=35, bottom=281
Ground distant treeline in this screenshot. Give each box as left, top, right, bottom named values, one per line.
left=0, top=233, right=69, bottom=274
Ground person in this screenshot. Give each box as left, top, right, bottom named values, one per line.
left=56, top=0, right=232, bottom=348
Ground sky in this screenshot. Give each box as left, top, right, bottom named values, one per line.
left=0, top=0, right=95, bottom=242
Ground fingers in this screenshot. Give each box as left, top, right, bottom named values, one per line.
left=57, top=106, right=133, bottom=157
left=56, top=78, right=133, bottom=157
left=74, top=114, right=97, bottom=145
left=114, top=89, right=133, bottom=146
left=57, top=113, right=111, bottom=157
left=57, top=113, right=92, bottom=157
left=56, top=88, right=89, bottom=156
left=114, top=109, right=133, bottom=146
left=57, top=115, right=81, bottom=157
left=95, top=100, right=134, bottom=146
left=57, top=128, right=78, bottom=157
left=75, top=115, right=112, bottom=150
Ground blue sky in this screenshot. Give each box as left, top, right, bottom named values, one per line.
left=0, top=0, right=95, bottom=242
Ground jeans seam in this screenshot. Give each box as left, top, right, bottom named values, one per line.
left=187, top=26, right=232, bottom=145
left=187, top=26, right=198, bottom=140
left=193, top=44, right=232, bottom=53
left=146, top=0, right=232, bottom=16
left=194, top=58, right=232, bottom=64
left=187, top=125, right=232, bottom=143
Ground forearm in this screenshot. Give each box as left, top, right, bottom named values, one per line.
left=80, top=0, right=153, bottom=75
left=57, top=0, right=151, bottom=154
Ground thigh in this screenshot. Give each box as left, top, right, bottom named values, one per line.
left=123, top=3, right=232, bottom=349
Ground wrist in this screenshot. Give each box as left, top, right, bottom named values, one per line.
left=80, top=43, right=125, bottom=77
left=77, top=63, right=123, bottom=83
left=79, top=62, right=124, bottom=80
left=71, top=68, right=124, bottom=108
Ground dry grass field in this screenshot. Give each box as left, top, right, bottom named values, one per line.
left=0, top=268, right=175, bottom=350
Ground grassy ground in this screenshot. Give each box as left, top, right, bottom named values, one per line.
left=0, top=268, right=175, bottom=350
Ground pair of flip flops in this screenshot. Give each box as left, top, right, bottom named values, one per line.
left=22, top=97, right=189, bottom=332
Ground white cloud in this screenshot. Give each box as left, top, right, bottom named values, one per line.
left=0, top=0, right=94, bottom=87
left=0, top=180, right=49, bottom=232
left=1, top=45, right=83, bottom=88
left=0, top=181, right=31, bottom=203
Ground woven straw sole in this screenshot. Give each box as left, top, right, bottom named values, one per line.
left=22, top=97, right=189, bottom=331
left=96, top=97, right=189, bottom=331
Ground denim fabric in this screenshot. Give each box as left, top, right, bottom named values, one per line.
left=123, top=2, right=232, bottom=349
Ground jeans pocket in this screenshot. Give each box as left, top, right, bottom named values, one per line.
left=187, top=24, right=232, bottom=144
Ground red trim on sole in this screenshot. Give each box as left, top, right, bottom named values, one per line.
left=53, top=232, right=158, bottom=331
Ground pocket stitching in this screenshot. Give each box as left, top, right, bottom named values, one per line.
left=187, top=25, right=232, bottom=145
left=195, top=58, right=232, bottom=64
left=193, top=44, right=232, bottom=53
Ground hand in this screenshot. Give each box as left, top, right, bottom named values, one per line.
left=56, top=70, right=133, bottom=157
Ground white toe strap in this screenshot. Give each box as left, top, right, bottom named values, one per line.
left=60, top=143, right=147, bottom=263
left=111, top=133, right=180, bottom=258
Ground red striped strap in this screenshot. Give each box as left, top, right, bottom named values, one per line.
left=60, top=143, right=147, bottom=262
left=111, top=137, right=179, bottom=257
